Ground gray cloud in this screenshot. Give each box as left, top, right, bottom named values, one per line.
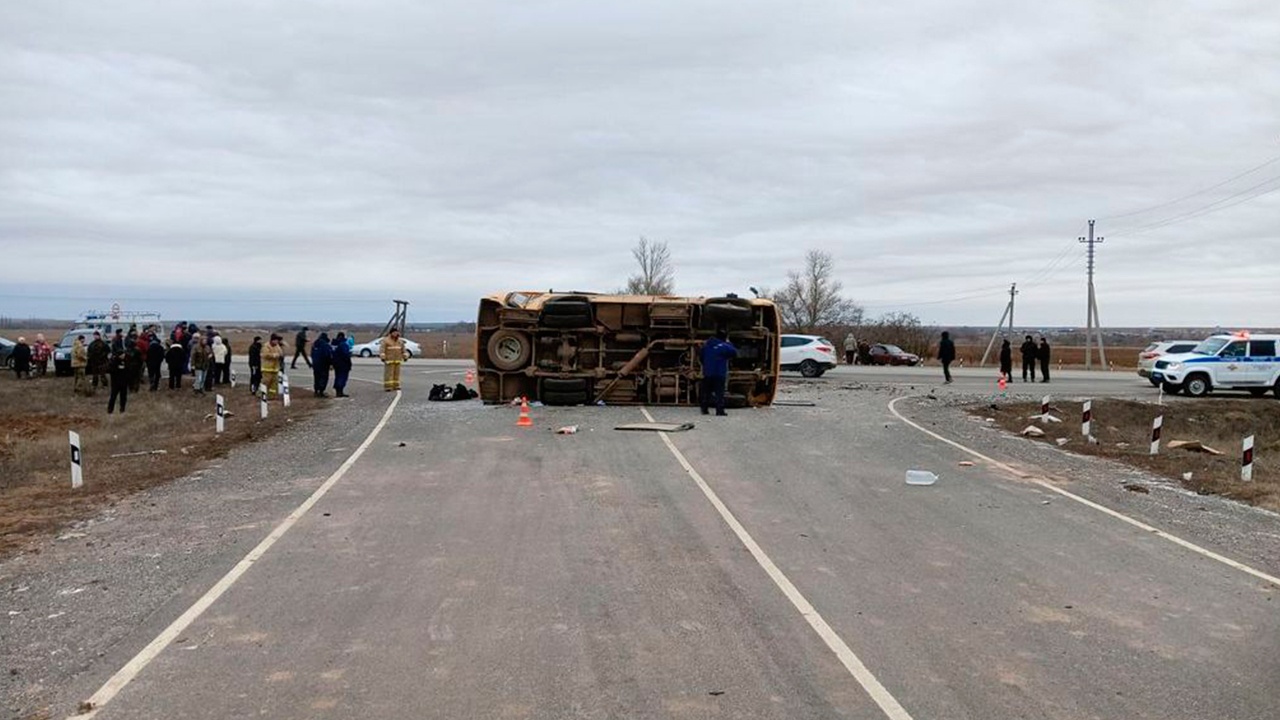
left=1, top=0, right=1278, bottom=325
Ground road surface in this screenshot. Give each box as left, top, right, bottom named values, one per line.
left=55, top=361, right=1280, bottom=718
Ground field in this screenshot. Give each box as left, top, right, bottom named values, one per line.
left=0, top=372, right=320, bottom=557
left=978, top=398, right=1280, bottom=509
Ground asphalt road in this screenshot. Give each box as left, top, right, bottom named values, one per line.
left=71, top=360, right=1279, bottom=719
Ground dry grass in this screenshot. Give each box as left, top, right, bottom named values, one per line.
left=953, top=344, right=1144, bottom=369
left=975, top=398, right=1280, bottom=510
left=0, top=373, right=320, bottom=556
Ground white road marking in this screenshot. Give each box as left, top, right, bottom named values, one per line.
left=346, top=375, right=383, bottom=385
left=639, top=408, right=914, bottom=720
left=887, top=396, right=1280, bottom=588
left=73, top=391, right=404, bottom=719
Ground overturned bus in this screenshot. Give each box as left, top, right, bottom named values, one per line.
left=476, top=292, right=780, bottom=407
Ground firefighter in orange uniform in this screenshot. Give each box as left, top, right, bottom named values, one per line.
left=380, top=329, right=407, bottom=391
left=260, top=334, right=287, bottom=397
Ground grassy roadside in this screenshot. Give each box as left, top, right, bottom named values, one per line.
left=974, top=398, right=1280, bottom=510
left=0, top=373, right=322, bottom=557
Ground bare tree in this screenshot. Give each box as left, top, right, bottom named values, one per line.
left=624, top=237, right=676, bottom=295
left=772, top=250, right=863, bottom=333
left=861, top=311, right=932, bottom=357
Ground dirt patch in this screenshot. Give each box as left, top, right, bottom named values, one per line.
left=974, top=398, right=1280, bottom=510
left=0, top=375, right=320, bottom=557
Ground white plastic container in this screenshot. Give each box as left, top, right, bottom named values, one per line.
left=905, top=470, right=938, bottom=486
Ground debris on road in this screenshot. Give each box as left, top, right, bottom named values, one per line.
left=554, top=425, right=579, bottom=435
left=1056, top=438, right=1070, bottom=446
left=1123, top=483, right=1151, bottom=494
left=773, top=400, right=817, bottom=407
left=615, top=422, right=695, bottom=433
left=958, top=461, right=975, bottom=467
left=1168, top=440, right=1224, bottom=456
left=1020, top=425, right=1046, bottom=438
left=108, top=449, right=168, bottom=459
left=905, top=470, right=938, bottom=486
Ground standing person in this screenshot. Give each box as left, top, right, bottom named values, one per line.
left=12, top=337, right=32, bottom=379
left=190, top=334, right=209, bottom=395
left=146, top=334, right=165, bottom=391
left=210, top=336, right=228, bottom=390
left=843, top=333, right=858, bottom=365
left=31, top=334, right=52, bottom=377
left=261, top=334, right=286, bottom=398
left=221, top=336, right=233, bottom=385
left=938, top=331, right=956, bottom=384
left=310, top=332, right=333, bottom=397
left=1020, top=335, right=1038, bottom=383
left=71, top=335, right=89, bottom=395
left=247, top=335, right=263, bottom=395
left=107, top=344, right=129, bottom=414
left=332, top=332, right=352, bottom=398
left=125, top=330, right=143, bottom=392
left=699, top=328, right=738, bottom=416
left=999, top=338, right=1013, bottom=383
left=379, top=328, right=406, bottom=392
left=165, top=339, right=186, bottom=390
left=88, top=331, right=109, bottom=390
left=291, top=327, right=311, bottom=369
left=1039, top=337, right=1052, bottom=383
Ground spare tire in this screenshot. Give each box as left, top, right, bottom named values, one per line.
left=542, top=377, right=590, bottom=394
left=542, top=390, right=589, bottom=406
left=701, top=298, right=754, bottom=329
left=486, top=329, right=532, bottom=371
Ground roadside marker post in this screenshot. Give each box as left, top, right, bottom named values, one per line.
left=259, top=391, right=269, bottom=419
left=1040, top=395, right=1050, bottom=416
left=1242, top=436, right=1255, bottom=482
left=215, top=394, right=225, bottom=434
left=281, top=373, right=291, bottom=408
left=69, top=431, right=83, bottom=489
left=1082, top=400, right=1092, bottom=437
left=1150, top=416, right=1162, bottom=456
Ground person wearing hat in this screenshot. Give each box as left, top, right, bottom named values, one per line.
left=261, top=334, right=287, bottom=397
left=31, top=334, right=52, bottom=377
left=379, top=328, right=407, bottom=391
left=11, top=337, right=31, bottom=379
left=332, top=332, right=353, bottom=398
left=165, top=337, right=186, bottom=390
left=71, top=335, right=89, bottom=395
left=87, top=331, right=109, bottom=389
left=247, top=335, right=264, bottom=395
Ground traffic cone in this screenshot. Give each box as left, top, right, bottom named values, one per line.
left=998, top=374, right=1008, bottom=391
left=516, top=398, right=533, bottom=427
left=465, top=369, right=475, bottom=384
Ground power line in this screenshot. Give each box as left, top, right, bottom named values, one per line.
left=1098, top=153, right=1280, bottom=221
left=1109, top=174, right=1280, bottom=237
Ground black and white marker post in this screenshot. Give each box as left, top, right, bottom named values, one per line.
left=1040, top=395, right=1050, bottom=417
left=260, top=388, right=269, bottom=419
left=281, top=373, right=291, bottom=408
left=215, top=394, right=225, bottom=434
left=1150, top=416, right=1162, bottom=456
left=69, top=430, right=83, bottom=489
left=1082, top=400, right=1092, bottom=437
left=1242, top=435, right=1255, bottom=482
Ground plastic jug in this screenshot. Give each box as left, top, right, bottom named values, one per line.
left=905, top=470, right=938, bottom=486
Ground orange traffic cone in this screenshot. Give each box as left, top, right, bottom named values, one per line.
left=516, top=398, right=533, bottom=427
left=998, top=374, right=1008, bottom=391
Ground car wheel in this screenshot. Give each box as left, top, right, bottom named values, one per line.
left=1184, top=374, right=1211, bottom=397
left=799, top=360, right=821, bottom=378
left=360, top=349, right=372, bottom=358
left=3, top=357, right=11, bottom=369
left=405, top=350, right=413, bottom=360
left=1162, top=382, right=1183, bottom=395
left=1248, top=388, right=1268, bottom=397
left=701, top=298, right=754, bottom=329
left=541, top=298, right=593, bottom=328
left=486, top=329, right=533, bottom=371
left=1149, top=378, right=1161, bottom=387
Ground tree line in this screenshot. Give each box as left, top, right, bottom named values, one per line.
left=621, top=239, right=933, bottom=356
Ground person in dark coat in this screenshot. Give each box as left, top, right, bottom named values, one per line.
left=221, top=337, right=233, bottom=385
left=247, top=336, right=263, bottom=395
left=146, top=334, right=165, bottom=391
left=1020, top=335, right=1038, bottom=382
left=332, top=332, right=353, bottom=398
left=125, top=331, right=143, bottom=392
left=999, top=339, right=1013, bottom=383
left=165, top=340, right=186, bottom=390
left=292, top=327, right=312, bottom=369
left=938, top=331, right=956, bottom=384
left=1039, top=337, right=1052, bottom=383
left=310, top=331, right=333, bottom=397
left=699, top=328, right=738, bottom=416
left=11, top=337, right=32, bottom=379
left=107, top=345, right=129, bottom=414
left=88, top=331, right=109, bottom=389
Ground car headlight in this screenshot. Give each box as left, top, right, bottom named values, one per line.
left=1166, top=362, right=1182, bottom=370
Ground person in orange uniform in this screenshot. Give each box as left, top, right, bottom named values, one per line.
left=260, top=334, right=287, bottom=398
left=379, top=329, right=407, bottom=392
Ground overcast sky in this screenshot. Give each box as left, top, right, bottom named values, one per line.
left=1, top=0, right=1277, bottom=327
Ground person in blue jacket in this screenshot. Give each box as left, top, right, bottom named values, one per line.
left=700, top=328, right=738, bottom=416
left=310, top=331, right=334, bottom=397
left=332, top=332, right=353, bottom=398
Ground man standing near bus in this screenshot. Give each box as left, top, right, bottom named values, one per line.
left=700, top=328, right=738, bottom=416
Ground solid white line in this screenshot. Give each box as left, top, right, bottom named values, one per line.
left=74, top=391, right=404, bottom=718
left=886, top=396, right=1280, bottom=588
left=639, top=408, right=914, bottom=720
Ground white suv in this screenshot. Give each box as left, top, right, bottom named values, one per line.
left=779, top=334, right=838, bottom=378
left=1137, top=340, right=1200, bottom=385
left=1152, top=334, right=1280, bottom=397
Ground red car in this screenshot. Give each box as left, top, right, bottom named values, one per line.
left=867, top=343, right=921, bottom=366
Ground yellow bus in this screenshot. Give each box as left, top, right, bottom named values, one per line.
left=476, top=292, right=780, bottom=407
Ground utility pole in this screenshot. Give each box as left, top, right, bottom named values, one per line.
left=1079, top=221, right=1107, bottom=370
left=979, top=283, right=1018, bottom=368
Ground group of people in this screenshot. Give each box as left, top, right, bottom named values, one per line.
left=7, top=335, right=53, bottom=379
left=937, top=332, right=1053, bottom=385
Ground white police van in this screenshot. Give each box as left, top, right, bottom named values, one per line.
left=1151, top=333, right=1280, bottom=397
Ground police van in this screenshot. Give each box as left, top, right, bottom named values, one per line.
left=1151, top=333, right=1280, bottom=397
